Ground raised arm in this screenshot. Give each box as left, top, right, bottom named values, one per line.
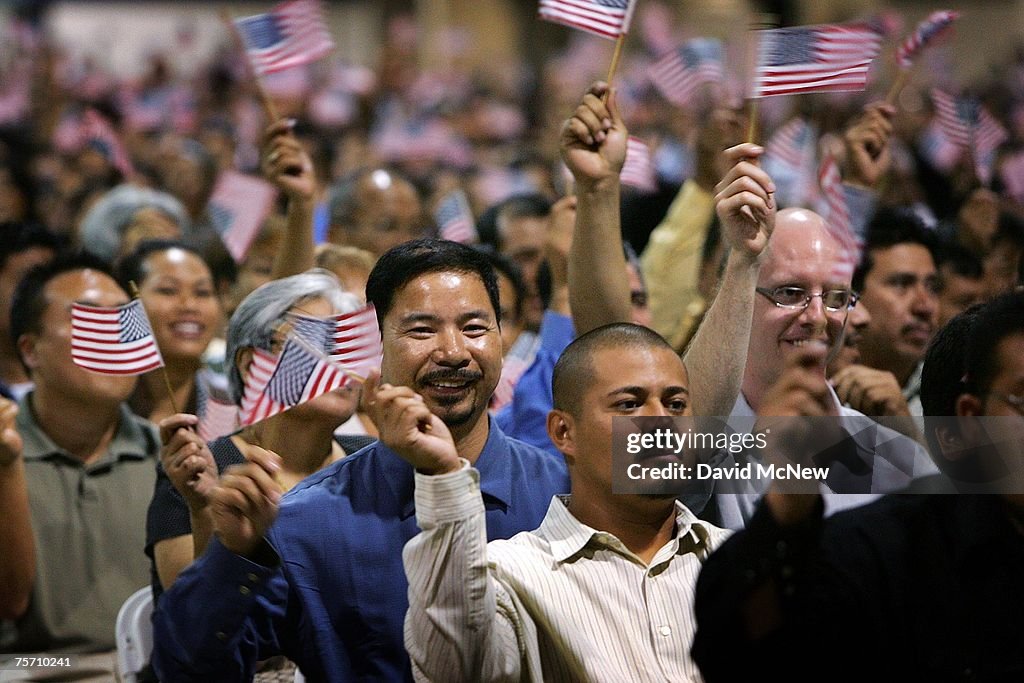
left=683, top=144, right=775, bottom=416
left=260, top=119, right=318, bottom=279
left=560, top=81, right=631, bottom=335
left=359, top=373, right=535, bottom=681
left=0, top=399, right=34, bottom=620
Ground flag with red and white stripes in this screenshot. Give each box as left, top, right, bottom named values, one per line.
left=818, top=154, right=860, bottom=280
left=434, top=190, right=478, bottom=244
left=71, top=300, right=164, bottom=375
left=239, top=337, right=349, bottom=426
left=620, top=136, right=657, bottom=193
left=895, top=10, right=959, bottom=69
left=750, top=22, right=884, bottom=98
left=207, top=171, right=279, bottom=263
left=931, top=89, right=1007, bottom=184
left=766, top=117, right=815, bottom=171
left=649, top=38, right=724, bottom=107
left=538, top=0, right=638, bottom=41
left=288, top=305, right=383, bottom=380
left=234, top=0, right=334, bottom=75
left=82, top=109, right=135, bottom=180
left=196, top=373, right=238, bottom=442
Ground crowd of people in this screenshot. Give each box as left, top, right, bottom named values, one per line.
left=1, top=2, right=1023, bottom=682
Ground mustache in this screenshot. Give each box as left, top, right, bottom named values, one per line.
left=418, top=369, right=483, bottom=384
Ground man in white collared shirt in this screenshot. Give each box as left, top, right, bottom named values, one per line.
left=364, top=323, right=729, bottom=683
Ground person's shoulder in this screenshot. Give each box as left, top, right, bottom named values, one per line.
left=502, top=431, right=568, bottom=473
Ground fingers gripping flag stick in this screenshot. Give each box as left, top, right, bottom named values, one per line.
left=71, top=300, right=164, bottom=375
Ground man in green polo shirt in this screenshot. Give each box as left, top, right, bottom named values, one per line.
left=0, top=253, right=159, bottom=680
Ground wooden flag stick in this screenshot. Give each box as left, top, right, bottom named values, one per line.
left=605, top=33, right=626, bottom=88
left=744, top=15, right=777, bottom=144
left=129, top=280, right=179, bottom=415
left=220, top=10, right=281, bottom=123
left=885, top=68, right=911, bottom=107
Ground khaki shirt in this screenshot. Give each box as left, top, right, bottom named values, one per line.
left=1, top=395, right=158, bottom=656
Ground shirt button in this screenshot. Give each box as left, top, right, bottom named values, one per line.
left=659, top=625, right=671, bottom=637
left=216, top=631, right=227, bottom=641
left=239, top=585, right=251, bottom=596
left=246, top=573, right=259, bottom=583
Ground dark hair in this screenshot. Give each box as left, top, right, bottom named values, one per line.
left=365, top=238, right=501, bottom=328
left=853, top=206, right=939, bottom=292
left=483, top=193, right=552, bottom=251
left=993, top=211, right=1024, bottom=249
left=114, top=239, right=210, bottom=294
left=552, top=323, right=675, bottom=417
left=10, top=251, right=118, bottom=369
left=0, top=222, right=62, bottom=271
left=921, top=305, right=982, bottom=433
left=479, top=249, right=527, bottom=322
left=963, top=290, right=1024, bottom=398
left=935, top=240, right=983, bottom=288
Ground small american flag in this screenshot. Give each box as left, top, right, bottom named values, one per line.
left=239, top=336, right=349, bottom=426
left=818, top=154, right=860, bottom=280
left=620, top=136, right=657, bottom=193
left=750, top=22, right=883, bottom=98
left=289, top=305, right=383, bottom=379
left=82, top=109, right=135, bottom=180
left=234, top=0, right=334, bottom=76
left=196, top=373, right=238, bottom=442
left=434, top=190, right=478, bottom=244
left=207, top=171, right=279, bottom=263
left=766, top=117, right=816, bottom=171
left=649, top=38, right=724, bottom=107
left=895, top=11, right=959, bottom=69
left=931, top=90, right=1008, bottom=184
left=538, top=0, right=638, bottom=41
left=918, top=119, right=963, bottom=172
left=71, top=300, right=164, bottom=375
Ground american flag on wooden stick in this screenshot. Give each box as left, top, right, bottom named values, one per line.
left=620, top=136, right=657, bottom=193
left=207, top=171, right=279, bottom=263
left=288, top=305, right=383, bottom=380
left=71, top=300, right=164, bottom=375
left=895, top=11, right=959, bottom=69
left=239, top=336, right=350, bottom=426
left=434, top=190, right=478, bottom=244
left=538, top=0, right=638, bottom=41
left=649, top=38, right=724, bottom=107
left=750, top=22, right=884, bottom=98
left=234, top=0, right=334, bottom=75
left=931, top=89, right=1008, bottom=184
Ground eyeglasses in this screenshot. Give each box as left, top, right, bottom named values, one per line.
left=756, top=286, right=858, bottom=312
left=988, top=391, right=1024, bottom=415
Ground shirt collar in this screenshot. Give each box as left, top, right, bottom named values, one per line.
left=385, top=416, right=513, bottom=519
left=17, top=393, right=156, bottom=466
left=902, top=361, right=923, bottom=400
left=539, top=496, right=713, bottom=564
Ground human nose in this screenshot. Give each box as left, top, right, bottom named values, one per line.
left=910, top=283, right=938, bottom=318
left=798, top=293, right=829, bottom=325
left=432, top=327, right=470, bottom=366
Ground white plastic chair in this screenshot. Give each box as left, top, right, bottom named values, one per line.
left=115, top=587, right=154, bottom=683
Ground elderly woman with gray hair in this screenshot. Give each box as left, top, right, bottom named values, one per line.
left=78, top=184, right=190, bottom=263
left=144, top=269, right=375, bottom=601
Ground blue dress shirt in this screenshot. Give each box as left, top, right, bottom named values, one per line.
left=495, top=311, right=575, bottom=457
left=150, top=420, right=568, bottom=682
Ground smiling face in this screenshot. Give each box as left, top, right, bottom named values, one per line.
left=379, top=270, right=502, bottom=435
left=743, top=210, right=849, bottom=408
left=136, top=248, right=222, bottom=367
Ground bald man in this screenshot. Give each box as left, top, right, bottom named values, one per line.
left=698, top=148, right=933, bottom=528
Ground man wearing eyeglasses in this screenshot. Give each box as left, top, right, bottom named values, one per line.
left=703, top=198, right=933, bottom=529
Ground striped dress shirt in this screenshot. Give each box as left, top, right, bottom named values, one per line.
left=403, top=463, right=731, bottom=682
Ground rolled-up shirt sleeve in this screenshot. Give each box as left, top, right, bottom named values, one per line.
left=403, top=462, right=536, bottom=682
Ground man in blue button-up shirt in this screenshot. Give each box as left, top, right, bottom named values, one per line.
left=151, top=239, right=569, bottom=682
